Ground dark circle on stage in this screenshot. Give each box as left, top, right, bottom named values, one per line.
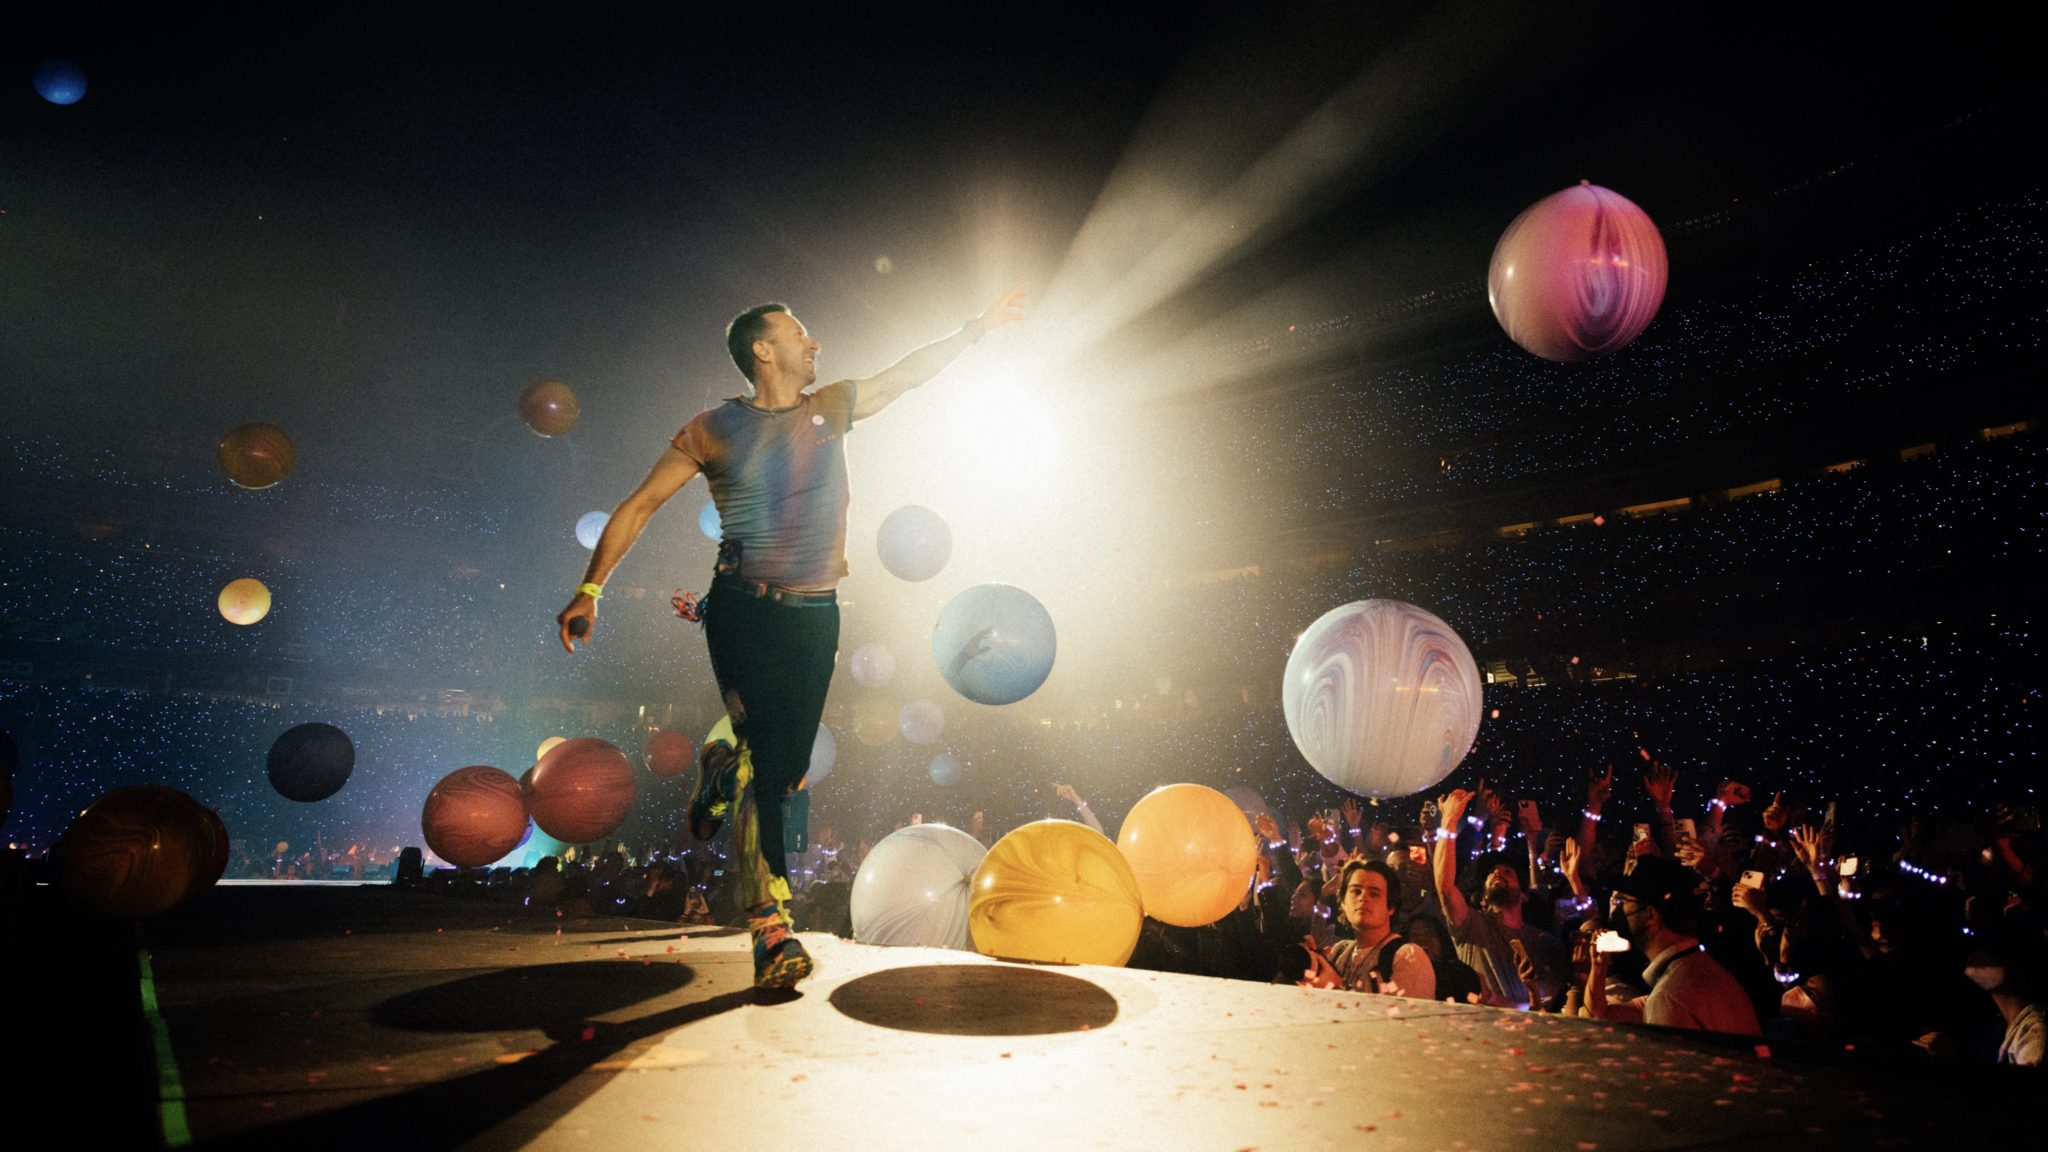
left=369, top=962, right=694, bottom=1035
left=828, top=964, right=1119, bottom=1036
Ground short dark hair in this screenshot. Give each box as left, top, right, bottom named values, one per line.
left=726, top=302, right=790, bottom=382
left=1336, top=858, right=1401, bottom=927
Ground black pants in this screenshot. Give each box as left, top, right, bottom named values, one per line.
left=701, top=579, right=838, bottom=885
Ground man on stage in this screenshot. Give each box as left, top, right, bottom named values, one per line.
left=557, top=287, right=1027, bottom=989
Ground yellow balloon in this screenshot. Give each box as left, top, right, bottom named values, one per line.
left=218, top=578, right=272, bottom=625
left=536, top=736, right=566, bottom=761
left=1116, top=783, right=1258, bottom=927
left=969, top=819, right=1143, bottom=966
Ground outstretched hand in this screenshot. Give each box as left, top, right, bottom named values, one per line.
left=1437, top=788, right=1475, bottom=830
left=1255, top=812, right=1281, bottom=845
left=557, top=595, right=597, bottom=653
left=1587, top=764, right=1615, bottom=809
left=1643, top=763, right=1678, bottom=810
left=1762, top=791, right=1791, bottom=833
left=1791, top=824, right=1827, bottom=872
left=975, top=284, right=1029, bottom=335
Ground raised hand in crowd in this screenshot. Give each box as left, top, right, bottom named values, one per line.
left=1587, top=764, right=1615, bottom=811
left=1255, top=811, right=1282, bottom=847
left=1643, top=762, right=1678, bottom=813
left=1762, top=791, right=1791, bottom=833
left=1791, top=823, right=1832, bottom=894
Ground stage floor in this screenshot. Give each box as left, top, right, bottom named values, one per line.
left=34, top=883, right=2031, bottom=1150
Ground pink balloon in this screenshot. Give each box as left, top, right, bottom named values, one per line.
left=1487, top=182, right=1667, bottom=362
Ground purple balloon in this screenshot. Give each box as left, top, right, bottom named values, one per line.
left=1488, top=182, right=1668, bottom=362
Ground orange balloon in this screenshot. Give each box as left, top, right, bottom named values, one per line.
left=527, top=737, right=635, bottom=843
left=218, top=578, right=271, bottom=625
left=519, top=379, right=580, bottom=437
left=1116, top=784, right=1258, bottom=927
left=421, top=766, right=529, bottom=868
left=969, top=819, right=1143, bottom=966
left=217, top=422, right=296, bottom=488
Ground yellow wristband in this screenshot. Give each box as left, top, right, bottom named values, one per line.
left=577, top=582, right=603, bottom=600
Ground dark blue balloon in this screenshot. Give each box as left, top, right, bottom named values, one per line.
left=33, top=59, right=87, bottom=106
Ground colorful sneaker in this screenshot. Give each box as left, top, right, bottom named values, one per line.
left=688, top=738, right=741, bottom=841
left=751, top=918, right=814, bottom=990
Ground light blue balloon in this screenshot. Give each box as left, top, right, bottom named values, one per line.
left=851, top=823, right=986, bottom=949
left=698, top=502, right=721, bottom=540
left=34, top=59, right=87, bottom=106
left=928, top=752, right=961, bottom=786
left=931, top=583, right=1056, bottom=705
left=575, top=510, right=609, bottom=550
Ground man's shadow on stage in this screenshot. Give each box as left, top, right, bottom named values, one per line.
left=196, top=961, right=751, bottom=1151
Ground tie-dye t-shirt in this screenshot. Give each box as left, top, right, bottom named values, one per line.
left=671, top=381, right=855, bottom=588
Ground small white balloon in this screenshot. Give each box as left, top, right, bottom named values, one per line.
left=899, top=700, right=945, bottom=745
left=849, top=643, right=896, bottom=688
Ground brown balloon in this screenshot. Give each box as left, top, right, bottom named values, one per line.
left=519, top=379, right=581, bottom=437
left=55, top=785, right=215, bottom=918
left=421, top=766, right=529, bottom=869
left=217, top=422, right=296, bottom=488
left=644, top=729, right=694, bottom=778
left=527, top=737, right=635, bottom=843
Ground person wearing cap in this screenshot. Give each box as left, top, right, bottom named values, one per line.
left=1586, top=854, right=1762, bottom=1035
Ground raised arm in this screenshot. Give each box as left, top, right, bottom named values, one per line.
left=556, top=447, right=702, bottom=651
left=850, top=285, right=1028, bottom=421
left=1433, top=788, right=1475, bottom=928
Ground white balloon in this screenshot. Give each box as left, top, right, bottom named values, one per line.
left=850, top=643, right=896, bottom=688
left=851, top=823, right=988, bottom=949
left=899, top=700, right=945, bottom=745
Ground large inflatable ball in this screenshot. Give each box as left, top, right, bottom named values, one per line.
left=217, top=422, right=296, bottom=489
left=267, top=722, right=355, bottom=803
left=1488, top=182, right=1667, bottom=362
left=218, top=578, right=272, bottom=625
left=932, top=583, right=1056, bottom=705
left=928, top=752, right=962, bottom=786
left=575, top=511, right=609, bottom=549
left=644, top=729, right=694, bottom=778
left=55, top=785, right=215, bottom=918
left=851, top=823, right=989, bottom=949
left=969, top=819, right=1143, bottom=966
left=34, top=58, right=88, bottom=105
left=518, top=379, right=580, bottom=437
left=526, top=737, right=636, bottom=843
left=698, top=503, right=721, bottom=540
left=421, top=765, right=529, bottom=868
left=877, top=505, right=953, bottom=582
left=1281, top=599, right=1483, bottom=799
left=1116, top=784, right=1259, bottom=928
